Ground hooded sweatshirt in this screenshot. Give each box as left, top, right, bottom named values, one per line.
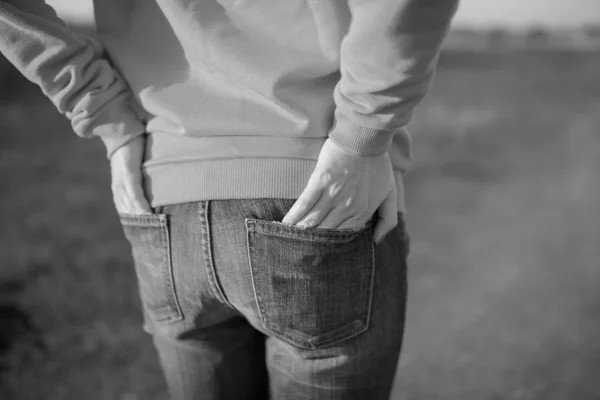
left=0, top=0, right=459, bottom=213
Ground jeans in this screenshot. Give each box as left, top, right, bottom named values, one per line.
left=118, top=198, right=410, bottom=400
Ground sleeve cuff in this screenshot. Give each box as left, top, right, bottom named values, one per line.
left=327, top=117, right=397, bottom=156
left=74, top=96, right=147, bottom=159
left=100, top=130, right=145, bottom=159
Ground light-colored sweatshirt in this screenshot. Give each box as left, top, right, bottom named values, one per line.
left=0, top=0, right=458, bottom=213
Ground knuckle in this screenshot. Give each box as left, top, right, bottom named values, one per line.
left=303, top=212, right=319, bottom=223
left=320, top=171, right=333, bottom=184
left=327, top=181, right=343, bottom=198
left=343, top=196, right=354, bottom=208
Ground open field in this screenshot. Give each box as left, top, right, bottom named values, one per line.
left=1, top=49, right=599, bottom=399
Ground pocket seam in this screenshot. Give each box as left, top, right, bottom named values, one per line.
left=157, top=217, right=184, bottom=324
left=245, top=217, right=373, bottom=243
left=200, top=201, right=236, bottom=310
left=245, top=218, right=375, bottom=349
left=118, top=212, right=166, bottom=226
left=119, top=213, right=184, bottom=324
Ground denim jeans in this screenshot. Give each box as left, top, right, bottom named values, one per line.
left=118, top=198, right=410, bottom=400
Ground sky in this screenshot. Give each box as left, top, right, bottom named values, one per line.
left=47, top=0, right=600, bottom=28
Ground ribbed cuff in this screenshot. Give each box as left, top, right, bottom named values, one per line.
left=78, top=96, right=147, bottom=159
left=327, top=117, right=396, bottom=156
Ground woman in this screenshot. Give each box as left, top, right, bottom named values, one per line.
left=0, top=1, right=458, bottom=398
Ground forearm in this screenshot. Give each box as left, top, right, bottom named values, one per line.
left=328, top=0, right=459, bottom=156
left=0, top=0, right=145, bottom=157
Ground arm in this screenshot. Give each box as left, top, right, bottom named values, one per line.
left=0, top=0, right=145, bottom=158
left=328, top=0, right=459, bottom=156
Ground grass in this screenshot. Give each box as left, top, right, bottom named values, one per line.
left=1, top=49, right=599, bottom=400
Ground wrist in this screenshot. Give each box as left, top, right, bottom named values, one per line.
left=110, top=134, right=145, bottom=169
left=103, top=132, right=146, bottom=160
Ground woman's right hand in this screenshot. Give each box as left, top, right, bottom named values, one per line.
left=110, top=135, right=152, bottom=215
left=281, top=138, right=398, bottom=244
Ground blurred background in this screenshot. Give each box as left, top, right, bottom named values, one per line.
left=1, top=1, right=599, bottom=399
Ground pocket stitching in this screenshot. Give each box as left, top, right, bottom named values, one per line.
left=245, top=218, right=375, bottom=349
left=200, top=201, right=236, bottom=310
left=158, top=216, right=183, bottom=323
left=118, top=213, right=166, bottom=227
left=120, top=213, right=183, bottom=324
left=246, top=217, right=373, bottom=243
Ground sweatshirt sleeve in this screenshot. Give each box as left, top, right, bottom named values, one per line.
left=0, top=0, right=146, bottom=158
left=328, top=0, right=459, bottom=156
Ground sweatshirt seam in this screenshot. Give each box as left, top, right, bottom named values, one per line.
left=305, top=0, right=328, bottom=60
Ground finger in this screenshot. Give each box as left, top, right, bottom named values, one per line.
left=127, top=179, right=152, bottom=214
left=282, top=178, right=324, bottom=225
left=319, top=188, right=363, bottom=229
left=373, top=188, right=398, bottom=245
left=335, top=212, right=368, bottom=230
left=120, top=188, right=137, bottom=214
left=296, top=194, right=334, bottom=228
left=313, top=195, right=356, bottom=229
left=113, top=184, right=130, bottom=215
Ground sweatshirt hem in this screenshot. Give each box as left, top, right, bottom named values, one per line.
left=144, top=157, right=317, bottom=206
left=142, top=157, right=406, bottom=213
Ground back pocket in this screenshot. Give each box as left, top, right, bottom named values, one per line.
left=245, top=216, right=375, bottom=349
left=119, top=213, right=183, bottom=324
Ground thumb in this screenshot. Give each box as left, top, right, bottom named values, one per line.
left=282, top=174, right=323, bottom=225
left=373, top=187, right=398, bottom=245
left=125, top=175, right=152, bottom=214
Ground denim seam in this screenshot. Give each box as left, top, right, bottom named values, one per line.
left=307, top=322, right=367, bottom=349
left=245, top=219, right=269, bottom=338
left=364, top=225, right=375, bottom=333
left=251, top=230, right=360, bottom=243
left=199, top=201, right=235, bottom=310
left=247, top=224, right=277, bottom=339
left=266, top=318, right=365, bottom=350
left=118, top=213, right=167, bottom=227
left=158, top=215, right=184, bottom=323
